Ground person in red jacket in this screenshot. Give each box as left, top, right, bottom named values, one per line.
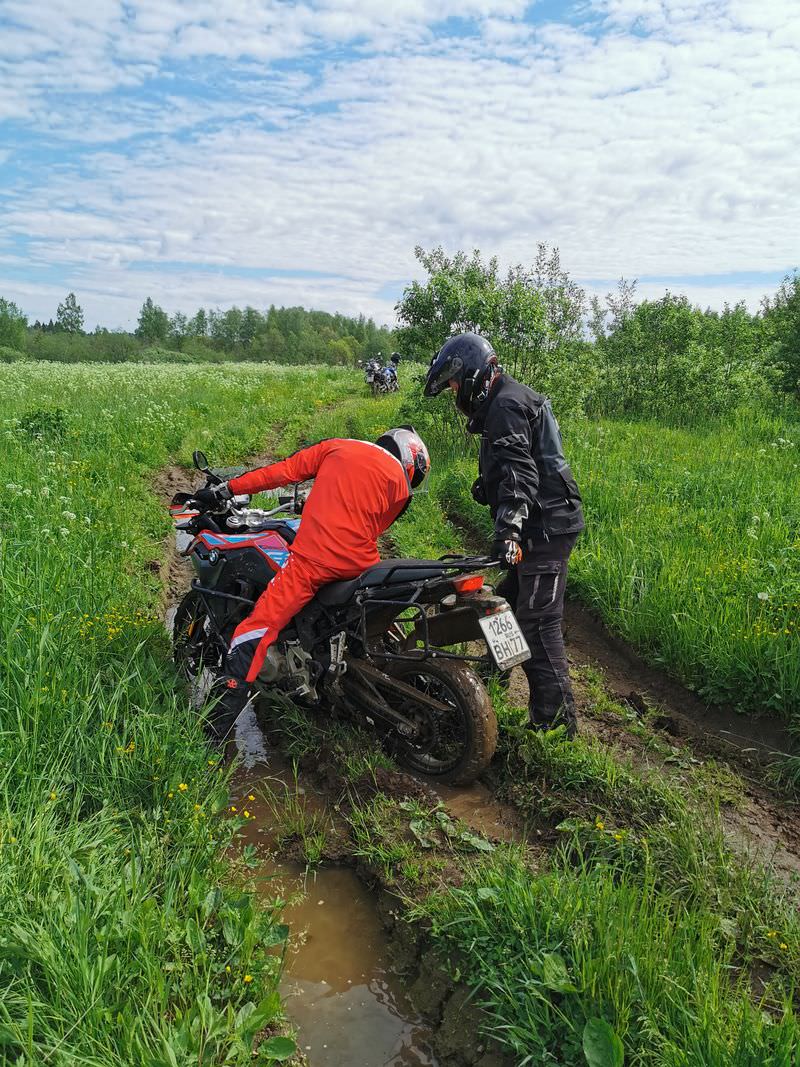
left=193, top=427, right=430, bottom=742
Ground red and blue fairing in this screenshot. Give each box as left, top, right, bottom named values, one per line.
left=195, top=528, right=296, bottom=572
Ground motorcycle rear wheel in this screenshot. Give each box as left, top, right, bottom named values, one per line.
left=387, top=659, right=497, bottom=785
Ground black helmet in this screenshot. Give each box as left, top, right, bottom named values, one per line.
left=390, top=352, right=401, bottom=365
left=424, top=332, right=499, bottom=415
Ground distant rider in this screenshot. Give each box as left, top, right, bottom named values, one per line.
left=193, top=428, right=430, bottom=742
left=424, top=333, right=584, bottom=737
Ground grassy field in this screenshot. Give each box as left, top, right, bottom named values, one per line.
left=3, top=361, right=799, bottom=1065
left=0, top=362, right=355, bottom=1064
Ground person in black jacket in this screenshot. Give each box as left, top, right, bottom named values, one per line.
left=424, top=332, right=585, bottom=736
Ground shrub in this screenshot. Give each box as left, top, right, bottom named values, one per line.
left=0, top=344, right=28, bottom=362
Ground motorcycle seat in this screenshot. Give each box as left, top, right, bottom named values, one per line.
left=316, top=559, right=449, bottom=607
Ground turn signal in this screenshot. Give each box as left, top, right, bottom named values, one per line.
left=452, top=575, right=484, bottom=595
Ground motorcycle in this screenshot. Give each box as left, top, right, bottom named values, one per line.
left=376, top=365, right=399, bottom=394
left=170, top=451, right=531, bottom=784
left=364, top=359, right=381, bottom=397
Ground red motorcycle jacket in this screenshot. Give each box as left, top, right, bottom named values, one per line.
left=228, top=439, right=411, bottom=572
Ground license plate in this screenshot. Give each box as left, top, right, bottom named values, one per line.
left=479, top=610, right=531, bottom=670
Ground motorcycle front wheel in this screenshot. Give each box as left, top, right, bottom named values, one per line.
left=387, top=659, right=497, bottom=785
left=172, top=590, right=228, bottom=706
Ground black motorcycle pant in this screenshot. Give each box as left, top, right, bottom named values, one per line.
left=495, top=532, right=579, bottom=736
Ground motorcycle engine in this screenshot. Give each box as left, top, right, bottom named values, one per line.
left=258, top=641, right=317, bottom=700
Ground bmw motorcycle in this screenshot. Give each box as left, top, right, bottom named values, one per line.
left=170, top=452, right=531, bottom=784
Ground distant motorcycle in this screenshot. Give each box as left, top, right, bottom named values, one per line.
left=364, top=359, right=381, bottom=397
left=376, top=364, right=399, bottom=394
left=170, top=451, right=532, bottom=784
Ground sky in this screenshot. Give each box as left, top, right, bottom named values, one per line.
left=0, top=0, right=798, bottom=330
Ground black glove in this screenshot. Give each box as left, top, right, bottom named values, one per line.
left=471, top=477, right=487, bottom=506
left=193, top=482, right=232, bottom=509
left=491, top=537, right=523, bottom=568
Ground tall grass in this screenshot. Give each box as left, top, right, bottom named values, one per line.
left=0, top=362, right=355, bottom=1063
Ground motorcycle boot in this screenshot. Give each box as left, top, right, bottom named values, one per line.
left=206, top=675, right=251, bottom=746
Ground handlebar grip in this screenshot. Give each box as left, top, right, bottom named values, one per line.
left=277, top=495, right=294, bottom=505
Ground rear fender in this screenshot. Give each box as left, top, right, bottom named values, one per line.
left=409, top=593, right=509, bottom=648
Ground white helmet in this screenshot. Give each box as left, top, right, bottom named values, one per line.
left=375, top=426, right=430, bottom=489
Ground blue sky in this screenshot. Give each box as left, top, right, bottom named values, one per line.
left=0, top=0, right=798, bottom=329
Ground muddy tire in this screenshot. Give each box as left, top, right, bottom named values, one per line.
left=173, top=590, right=225, bottom=681
left=387, top=659, right=497, bottom=785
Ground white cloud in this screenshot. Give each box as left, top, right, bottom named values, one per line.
left=0, top=0, right=798, bottom=326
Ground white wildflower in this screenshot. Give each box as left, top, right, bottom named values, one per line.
left=62, top=511, right=76, bottom=521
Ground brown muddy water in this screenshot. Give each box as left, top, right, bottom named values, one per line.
left=231, top=711, right=440, bottom=1067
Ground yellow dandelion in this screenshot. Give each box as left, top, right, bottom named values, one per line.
left=178, top=783, right=188, bottom=792
left=248, top=794, right=255, bottom=801
left=243, top=810, right=250, bottom=818
left=243, top=974, right=253, bottom=983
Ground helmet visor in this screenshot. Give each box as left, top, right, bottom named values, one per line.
left=423, top=353, right=462, bottom=397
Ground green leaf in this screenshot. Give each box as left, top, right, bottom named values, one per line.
left=583, top=1018, right=624, bottom=1067
left=476, top=887, right=499, bottom=903
left=203, top=887, right=222, bottom=919
left=241, top=844, right=259, bottom=868
left=459, top=830, right=494, bottom=852
left=541, top=952, right=579, bottom=994
left=263, top=1035, right=297, bottom=1061
left=248, top=992, right=281, bottom=1032
left=409, top=820, right=435, bottom=848
left=262, top=923, right=290, bottom=947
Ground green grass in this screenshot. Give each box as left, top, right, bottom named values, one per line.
left=5, top=361, right=800, bottom=1065
left=416, top=850, right=799, bottom=1067
left=0, top=361, right=357, bottom=1064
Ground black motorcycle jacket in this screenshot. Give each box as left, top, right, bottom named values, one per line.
left=467, top=374, right=585, bottom=543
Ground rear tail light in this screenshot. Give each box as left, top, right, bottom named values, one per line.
left=453, top=575, right=484, bottom=596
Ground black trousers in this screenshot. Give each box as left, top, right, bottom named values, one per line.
left=495, top=533, right=579, bottom=734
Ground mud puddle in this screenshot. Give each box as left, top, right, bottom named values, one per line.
left=231, top=749, right=440, bottom=1067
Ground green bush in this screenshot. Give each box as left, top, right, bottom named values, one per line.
left=0, top=344, right=28, bottom=362
left=589, top=291, right=779, bottom=421
left=132, top=345, right=194, bottom=363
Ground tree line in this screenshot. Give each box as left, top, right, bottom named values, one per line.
left=0, top=296, right=396, bottom=366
